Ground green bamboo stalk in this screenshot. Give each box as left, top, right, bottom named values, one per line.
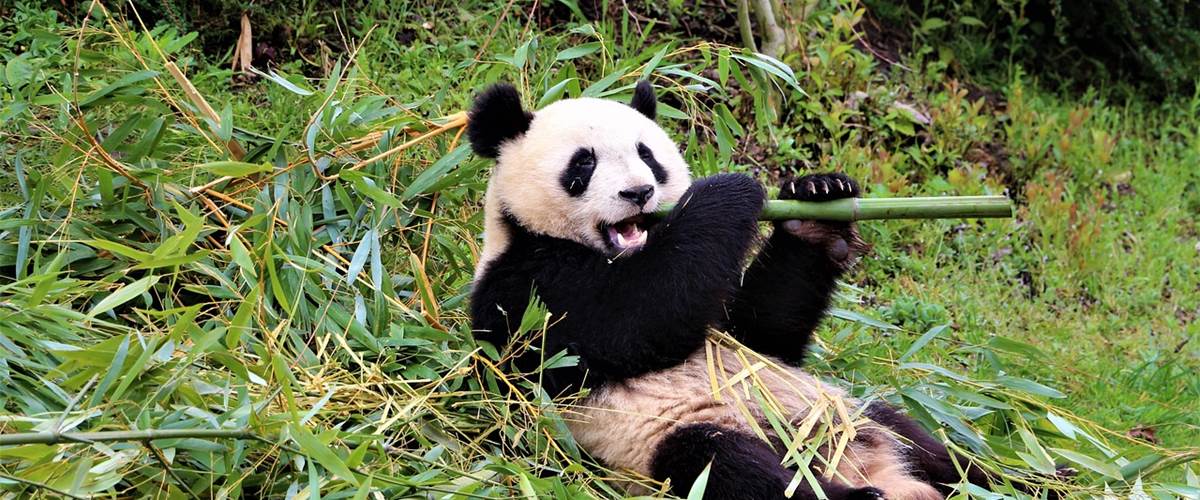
left=0, top=428, right=254, bottom=446
left=655, top=195, right=1013, bottom=221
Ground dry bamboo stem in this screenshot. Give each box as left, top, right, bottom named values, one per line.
left=164, top=61, right=246, bottom=160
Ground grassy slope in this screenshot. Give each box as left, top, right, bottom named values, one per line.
left=0, top=0, right=1197, bottom=498
left=844, top=78, right=1200, bottom=448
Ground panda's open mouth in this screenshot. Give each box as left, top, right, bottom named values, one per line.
left=602, top=215, right=649, bottom=253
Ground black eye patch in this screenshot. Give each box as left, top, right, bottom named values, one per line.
left=637, top=142, right=669, bottom=184
left=561, top=147, right=596, bottom=197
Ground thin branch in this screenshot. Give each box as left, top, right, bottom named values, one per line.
left=0, top=472, right=89, bottom=500
left=0, top=428, right=255, bottom=446
left=145, top=442, right=201, bottom=500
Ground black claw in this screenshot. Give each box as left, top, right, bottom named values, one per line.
left=779, top=173, right=859, bottom=202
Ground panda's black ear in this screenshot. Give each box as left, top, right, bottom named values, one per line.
left=468, top=83, right=533, bottom=158
left=630, top=80, right=656, bottom=120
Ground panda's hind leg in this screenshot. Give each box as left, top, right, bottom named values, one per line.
left=864, top=402, right=992, bottom=495
left=650, top=423, right=883, bottom=500
left=851, top=443, right=944, bottom=500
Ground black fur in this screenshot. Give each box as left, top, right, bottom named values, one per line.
left=471, top=173, right=765, bottom=395
left=726, top=172, right=862, bottom=363
left=560, top=148, right=596, bottom=196
left=630, top=80, right=657, bottom=120
left=467, top=83, right=533, bottom=158
left=637, top=142, right=669, bottom=184
left=650, top=423, right=885, bottom=500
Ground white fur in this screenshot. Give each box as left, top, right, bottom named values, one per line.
left=565, top=341, right=937, bottom=499
left=475, top=97, right=692, bottom=278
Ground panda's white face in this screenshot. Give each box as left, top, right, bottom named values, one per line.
left=469, top=83, right=692, bottom=268
left=493, top=98, right=691, bottom=253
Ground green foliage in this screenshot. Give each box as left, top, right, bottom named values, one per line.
left=867, top=0, right=1200, bottom=97
left=0, top=0, right=1197, bottom=498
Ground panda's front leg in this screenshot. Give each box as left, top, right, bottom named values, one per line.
left=726, top=172, right=868, bottom=364
left=566, top=173, right=767, bottom=381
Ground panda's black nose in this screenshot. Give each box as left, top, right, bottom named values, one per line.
left=619, top=184, right=655, bottom=207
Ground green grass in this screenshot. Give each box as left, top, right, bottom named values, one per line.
left=0, top=0, right=1197, bottom=498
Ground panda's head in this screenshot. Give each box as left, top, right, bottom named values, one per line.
left=468, top=81, right=692, bottom=265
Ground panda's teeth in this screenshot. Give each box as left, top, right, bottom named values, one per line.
left=628, top=227, right=647, bottom=246
left=608, top=219, right=648, bottom=251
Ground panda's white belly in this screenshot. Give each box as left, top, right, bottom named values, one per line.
left=563, top=339, right=884, bottom=479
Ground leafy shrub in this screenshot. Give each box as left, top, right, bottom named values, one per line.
left=867, top=0, right=1200, bottom=97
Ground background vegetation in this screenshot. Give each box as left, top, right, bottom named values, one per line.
left=0, top=0, right=1196, bottom=498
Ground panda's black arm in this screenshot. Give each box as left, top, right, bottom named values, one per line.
left=471, top=174, right=764, bottom=394
left=724, top=229, right=846, bottom=362
left=557, top=173, right=766, bottom=380
left=725, top=173, right=864, bottom=364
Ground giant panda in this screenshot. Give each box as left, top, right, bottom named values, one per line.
left=466, top=81, right=1024, bottom=500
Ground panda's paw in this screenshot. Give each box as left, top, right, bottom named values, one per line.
left=685, top=173, right=767, bottom=218
left=779, top=172, right=859, bottom=202
left=774, top=173, right=868, bottom=265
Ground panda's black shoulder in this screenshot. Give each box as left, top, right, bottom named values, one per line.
left=469, top=216, right=599, bottom=341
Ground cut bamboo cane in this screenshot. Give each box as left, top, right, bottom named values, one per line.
left=655, top=195, right=1014, bottom=221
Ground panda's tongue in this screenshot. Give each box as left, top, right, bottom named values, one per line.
left=609, top=220, right=647, bottom=249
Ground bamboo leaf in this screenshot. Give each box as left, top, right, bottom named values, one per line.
left=351, top=475, right=373, bottom=500
left=657, top=102, right=689, bottom=120
left=14, top=156, right=31, bottom=280
left=401, top=145, right=471, bottom=199
left=288, top=423, right=359, bottom=486
left=538, top=78, right=574, bottom=108
left=641, top=45, right=669, bottom=78
left=27, top=251, right=66, bottom=307
left=68, top=455, right=93, bottom=495
left=731, top=53, right=804, bottom=94
left=996, top=375, right=1066, bottom=399
left=1045, top=411, right=1079, bottom=439
left=88, top=275, right=159, bottom=318
left=686, top=461, right=713, bottom=500
left=899, top=324, right=949, bottom=362
left=513, top=37, right=537, bottom=69
left=555, top=42, right=601, bottom=61
left=251, top=68, right=315, bottom=95
left=582, top=67, right=627, bottom=97
left=230, top=237, right=257, bottom=277
left=200, top=161, right=272, bottom=177
left=346, top=230, right=374, bottom=286
left=87, top=335, right=131, bottom=407
left=517, top=472, right=538, bottom=499
left=341, top=171, right=403, bottom=209
left=1051, top=447, right=1122, bottom=479
left=1017, top=426, right=1057, bottom=475
left=1120, top=454, right=1164, bottom=480
left=132, top=250, right=209, bottom=270
left=87, top=239, right=152, bottom=262
left=78, top=70, right=158, bottom=107
left=829, top=308, right=900, bottom=330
